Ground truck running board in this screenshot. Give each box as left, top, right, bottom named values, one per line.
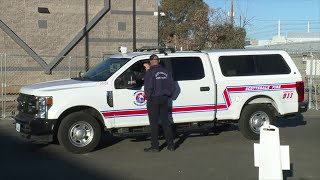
left=112, top=122, right=218, bottom=138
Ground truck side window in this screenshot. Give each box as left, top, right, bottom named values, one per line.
left=114, top=60, right=148, bottom=89
left=219, top=55, right=255, bottom=76
left=255, top=54, right=291, bottom=74
left=169, top=57, right=205, bottom=81
left=219, top=54, right=291, bottom=76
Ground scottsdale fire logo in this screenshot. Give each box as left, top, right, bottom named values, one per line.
left=134, top=91, right=147, bottom=106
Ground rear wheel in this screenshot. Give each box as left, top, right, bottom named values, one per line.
left=239, top=104, right=275, bottom=140
left=58, top=112, right=101, bottom=154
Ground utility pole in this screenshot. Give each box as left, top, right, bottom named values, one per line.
left=157, top=0, right=160, bottom=47
left=278, top=19, right=281, bottom=37
left=133, top=0, right=137, bottom=52
left=84, top=0, right=89, bottom=71
left=231, top=0, right=234, bottom=26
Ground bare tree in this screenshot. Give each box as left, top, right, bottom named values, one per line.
left=159, top=0, right=246, bottom=50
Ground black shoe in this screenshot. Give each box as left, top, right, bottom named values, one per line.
left=167, top=145, right=175, bottom=151
left=144, top=147, right=159, bottom=153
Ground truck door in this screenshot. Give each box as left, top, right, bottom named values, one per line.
left=111, top=54, right=216, bottom=128
left=112, top=58, right=150, bottom=128
left=161, top=54, right=216, bottom=123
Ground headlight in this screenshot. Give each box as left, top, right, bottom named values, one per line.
left=35, top=96, right=53, bottom=118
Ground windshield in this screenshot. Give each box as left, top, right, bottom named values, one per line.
left=82, top=57, right=131, bottom=81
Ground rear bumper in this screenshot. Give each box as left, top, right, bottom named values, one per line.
left=14, top=112, right=57, bottom=142
left=298, top=101, right=308, bottom=113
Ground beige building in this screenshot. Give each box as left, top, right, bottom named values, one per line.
left=0, top=0, right=158, bottom=73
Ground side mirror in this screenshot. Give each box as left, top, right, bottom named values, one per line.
left=115, top=78, right=123, bottom=89
left=78, top=71, right=84, bottom=77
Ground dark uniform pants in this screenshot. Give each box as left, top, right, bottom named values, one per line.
left=147, top=96, right=174, bottom=148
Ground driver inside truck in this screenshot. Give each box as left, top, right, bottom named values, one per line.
left=115, top=61, right=150, bottom=89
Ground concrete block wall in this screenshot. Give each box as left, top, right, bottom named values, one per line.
left=0, top=0, right=158, bottom=60
left=0, top=0, right=158, bottom=95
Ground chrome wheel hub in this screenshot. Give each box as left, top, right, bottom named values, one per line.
left=68, top=121, right=94, bottom=147
left=249, top=111, right=270, bottom=134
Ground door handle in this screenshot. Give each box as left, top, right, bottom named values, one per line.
left=107, top=91, right=113, bottom=107
left=200, top=87, right=210, bottom=91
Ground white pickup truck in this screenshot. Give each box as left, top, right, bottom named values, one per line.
left=15, top=49, right=308, bottom=153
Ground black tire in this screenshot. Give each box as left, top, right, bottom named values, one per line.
left=239, top=104, right=275, bottom=140
left=57, top=112, right=101, bottom=154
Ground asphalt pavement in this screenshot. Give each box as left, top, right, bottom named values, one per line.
left=0, top=110, right=319, bottom=180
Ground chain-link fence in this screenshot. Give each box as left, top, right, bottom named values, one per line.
left=287, top=51, right=320, bottom=110
left=0, top=54, right=106, bottom=118
left=303, top=52, right=320, bottom=110
left=251, top=42, right=320, bottom=110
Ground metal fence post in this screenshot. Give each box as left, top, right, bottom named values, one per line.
left=3, top=53, right=7, bottom=118
left=1, top=53, right=4, bottom=118
left=314, top=55, right=318, bottom=110
left=76, top=56, right=78, bottom=73
left=308, top=60, right=312, bottom=109
left=69, top=56, right=72, bottom=78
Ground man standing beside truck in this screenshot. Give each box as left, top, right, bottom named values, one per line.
left=144, top=54, right=176, bottom=152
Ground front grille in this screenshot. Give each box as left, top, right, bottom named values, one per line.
left=17, top=94, right=37, bottom=115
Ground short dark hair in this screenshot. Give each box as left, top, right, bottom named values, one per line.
left=150, top=54, right=159, bottom=60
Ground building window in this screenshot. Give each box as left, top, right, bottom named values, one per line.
left=38, top=7, right=50, bottom=14
left=118, top=22, right=126, bottom=31
left=38, top=20, right=48, bottom=29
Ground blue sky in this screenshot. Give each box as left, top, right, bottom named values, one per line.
left=204, top=0, right=320, bottom=40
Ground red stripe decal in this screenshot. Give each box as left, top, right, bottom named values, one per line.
left=102, top=109, right=148, bottom=117
left=223, top=89, right=231, bottom=107
left=102, top=112, right=114, bottom=117
left=227, top=87, right=247, bottom=92
left=280, top=83, right=296, bottom=89
left=216, top=104, right=227, bottom=109
left=102, top=105, right=222, bottom=118
left=223, top=83, right=296, bottom=109
left=227, top=83, right=296, bottom=92
left=102, top=83, right=296, bottom=118
left=172, top=105, right=215, bottom=112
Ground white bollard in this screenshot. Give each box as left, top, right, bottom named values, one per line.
left=254, top=124, right=290, bottom=180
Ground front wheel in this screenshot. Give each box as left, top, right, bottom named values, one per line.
left=239, top=104, right=275, bottom=140
left=57, top=112, right=101, bottom=154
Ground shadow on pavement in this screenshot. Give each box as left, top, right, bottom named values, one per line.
left=0, top=120, right=122, bottom=180
left=99, top=113, right=305, bottom=152
left=129, top=123, right=239, bottom=151
left=277, top=113, right=307, bottom=128
left=95, top=132, right=124, bottom=151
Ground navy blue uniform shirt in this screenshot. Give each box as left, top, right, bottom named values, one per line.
left=144, top=64, right=175, bottom=100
